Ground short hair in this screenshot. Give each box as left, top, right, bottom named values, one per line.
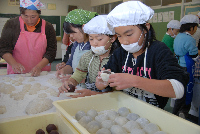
left=179, top=23, right=198, bottom=33
left=19, top=7, right=41, bottom=15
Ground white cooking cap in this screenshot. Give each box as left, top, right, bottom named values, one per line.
left=180, top=14, right=199, bottom=25
left=167, top=20, right=181, bottom=29
left=107, top=1, right=154, bottom=27
left=83, top=15, right=115, bottom=35
left=197, top=12, right=200, bottom=18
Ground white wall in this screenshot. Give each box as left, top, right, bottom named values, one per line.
left=0, top=0, right=91, bottom=16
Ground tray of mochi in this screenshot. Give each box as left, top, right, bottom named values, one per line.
left=53, top=91, right=200, bottom=134
left=0, top=71, right=77, bottom=120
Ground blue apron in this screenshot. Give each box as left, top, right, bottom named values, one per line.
left=185, top=53, right=195, bottom=105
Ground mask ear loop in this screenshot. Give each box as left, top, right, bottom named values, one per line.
left=105, top=38, right=112, bottom=51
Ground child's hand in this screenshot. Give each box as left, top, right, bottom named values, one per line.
left=95, top=68, right=111, bottom=90
left=58, top=80, right=75, bottom=96
left=56, top=62, right=66, bottom=70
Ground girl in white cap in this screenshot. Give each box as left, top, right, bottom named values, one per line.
left=96, top=1, right=189, bottom=109
left=58, top=15, right=120, bottom=98
left=162, top=20, right=181, bottom=53
left=173, top=14, right=200, bottom=118
left=0, top=0, right=57, bottom=76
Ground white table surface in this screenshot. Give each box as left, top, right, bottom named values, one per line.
left=0, top=71, right=81, bottom=120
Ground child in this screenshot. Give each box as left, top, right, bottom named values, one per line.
left=56, top=9, right=98, bottom=81
left=173, top=14, right=199, bottom=118
left=58, top=15, right=120, bottom=98
left=162, top=20, right=181, bottom=53
left=96, top=1, right=189, bottom=109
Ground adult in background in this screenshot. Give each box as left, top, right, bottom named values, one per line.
left=0, top=0, right=57, bottom=77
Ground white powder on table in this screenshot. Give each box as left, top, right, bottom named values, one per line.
left=0, top=71, right=72, bottom=120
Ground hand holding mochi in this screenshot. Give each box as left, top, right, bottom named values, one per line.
left=100, top=70, right=114, bottom=81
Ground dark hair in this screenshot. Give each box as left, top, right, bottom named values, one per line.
left=179, top=23, right=198, bottom=33
left=167, top=28, right=174, bottom=31
left=108, top=36, right=121, bottom=54
left=19, top=7, right=41, bottom=15
left=63, top=21, right=84, bottom=34
left=137, top=23, right=157, bottom=49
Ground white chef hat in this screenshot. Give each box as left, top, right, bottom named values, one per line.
left=167, top=20, right=181, bottom=29
left=107, top=1, right=154, bottom=28
left=197, top=12, right=200, bottom=18
left=83, top=15, right=115, bottom=35
left=180, top=14, right=199, bottom=25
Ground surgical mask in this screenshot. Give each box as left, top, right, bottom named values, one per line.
left=121, top=32, right=145, bottom=53
left=171, top=29, right=176, bottom=38
left=91, top=39, right=111, bottom=55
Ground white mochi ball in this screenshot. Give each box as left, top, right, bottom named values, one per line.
left=86, top=120, right=101, bottom=133
left=122, top=120, right=141, bottom=133
left=118, top=107, right=130, bottom=117
left=95, top=114, right=108, bottom=123
left=106, top=110, right=119, bottom=120
left=110, top=125, right=128, bottom=134
left=101, top=120, right=115, bottom=129
left=75, top=111, right=86, bottom=121
left=131, top=128, right=146, bottom=134
left=96, top=128, right=111, bottom=134
left=78, top=116, right=93, bottom=128
left=136, top=117, right=150, bottom=128
left=143, top=123, right=160, bottom=134
left=115, top=116, right=128, bottom=126
left=87, top=109, right=98, bottom=119
left=127, top=113, right=140, bottom=121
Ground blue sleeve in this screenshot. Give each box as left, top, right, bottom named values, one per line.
left=66, top=43, right=78, bottom=66
left=82, top=42, right=91, bottom=50
left=184, top=38, right=198, bottom=55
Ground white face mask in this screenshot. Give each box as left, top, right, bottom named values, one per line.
left=91, top=39, right=111, bottom=55
left=121, top=32, right=144, bottom=53
left=171, top=29, right=176, bottom=38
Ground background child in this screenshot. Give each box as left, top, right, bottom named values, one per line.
left=173, top=14, right=200, bottom=118
left=96, top=1, right=189, bottom=109
left=162, top=20, right=181, bottom=53
left=58, top=15, right=120, bottom=98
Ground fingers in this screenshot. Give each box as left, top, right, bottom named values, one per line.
left=58, top=81, right=71, bottom=94
left=13, top=64, right=25, bottom=73
left=56, top=63, right=66, bottom=70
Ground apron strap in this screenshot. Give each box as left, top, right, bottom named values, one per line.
left=41, top=19, right=46, bottom=35
left=19, top=16, right=25, bottom=32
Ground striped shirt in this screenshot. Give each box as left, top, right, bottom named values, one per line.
left=71, top=50, right=110, bottom=83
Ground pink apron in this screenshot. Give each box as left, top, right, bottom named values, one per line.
left=7, top=16, right=51, bottom=74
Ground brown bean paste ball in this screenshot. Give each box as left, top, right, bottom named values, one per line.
left=46, top=124, right=57, bottom=133
left=68, top=84, right=75, bottom=92
left=36, top=129, right=45, bottom=134
left=49, top=130, right=59, bottom=134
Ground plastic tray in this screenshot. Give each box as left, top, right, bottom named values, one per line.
left=53, top=91, right=200, bottom=134
left=0, top=112, right=79, bottom=134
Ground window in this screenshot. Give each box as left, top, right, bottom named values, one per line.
left=91, top=1, right=122, bottom=15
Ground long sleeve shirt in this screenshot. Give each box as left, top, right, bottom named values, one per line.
left=0, top=16, right=57, bottom=63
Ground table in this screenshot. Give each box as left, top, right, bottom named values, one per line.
left=0, top=71, right=80, bottom=120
